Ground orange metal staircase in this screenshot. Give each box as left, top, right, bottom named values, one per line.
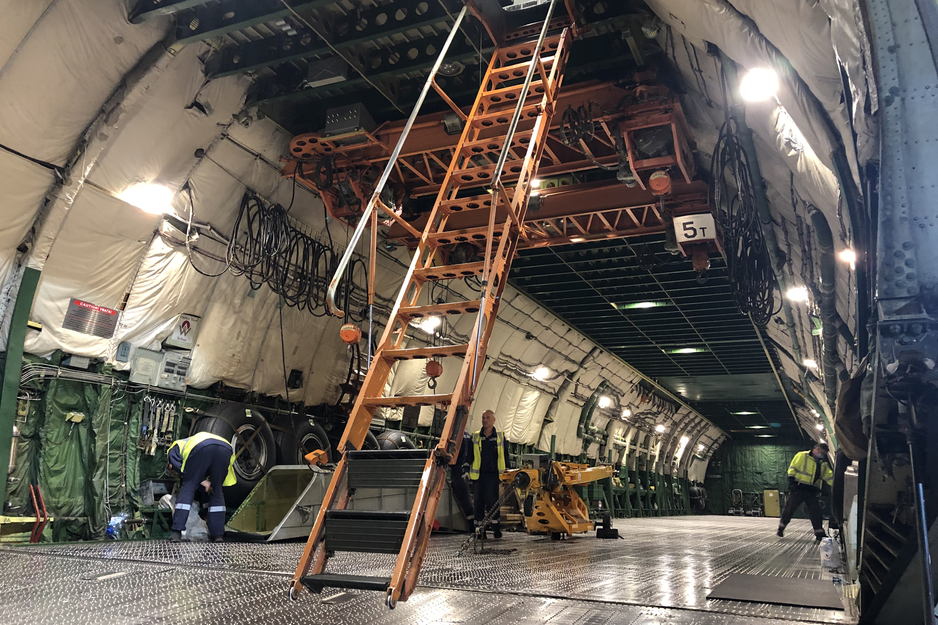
left=289, top=6, right=572, bottom=609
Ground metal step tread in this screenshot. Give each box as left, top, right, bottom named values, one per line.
left=491, top=56, right=557, bottom=82
left=346, top=448, right=431, bottom=461
left=382, top=343, right=470, bottom=361
left=362, top=394, right=453, bottom=408
left=426, top=227, right=506, bottom=245
left=438, top=193, right=497, bottom=214
left=301, top=573, right=391, bottom=594
left=414, top=261, right=486, bottom=280
left=398, top=300, right=482, bottom=319
left=469, top=101, right=543, bottom=129
left=326, top=510, right=411, bottom=522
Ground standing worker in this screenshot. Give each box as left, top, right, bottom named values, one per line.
left=777, top=442, right=833, bottom=541
left=167, top=432, right=237, bottom=543
left=468, top=410, right=511, bottom=539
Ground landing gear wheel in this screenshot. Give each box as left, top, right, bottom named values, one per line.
left=385, top=589, right=397, bottom=609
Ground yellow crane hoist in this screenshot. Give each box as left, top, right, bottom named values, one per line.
left=500, top=457, right=614, bottom=539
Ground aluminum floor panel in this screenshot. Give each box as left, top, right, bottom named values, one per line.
left=0, top=516, right=857, bottom=624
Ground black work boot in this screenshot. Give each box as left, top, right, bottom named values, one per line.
left=492, top=525, right=503, bottom=539
left=169, top=530, right=182, bottom=543
left=776, top=526, right=784, bottom=538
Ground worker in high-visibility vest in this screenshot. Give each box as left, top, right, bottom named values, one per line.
left=777, top=442, right=833, bottom=540
left=167, top=432, right=237, bottom=543
left=468, top=410, right=511, bottom=539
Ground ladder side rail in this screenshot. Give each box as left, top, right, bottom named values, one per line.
left=290, top=456, right=350, bottom=597
left=326, top=4, right=469, bottom=317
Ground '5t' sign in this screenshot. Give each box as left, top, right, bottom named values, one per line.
left=673, top=214, right=716, bottom=243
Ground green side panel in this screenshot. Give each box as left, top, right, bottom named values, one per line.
left=705, top=442, right=812, bottom=516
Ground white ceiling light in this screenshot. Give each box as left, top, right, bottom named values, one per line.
left=655, top=424, right=666, bottom=433
left=815, top=423, right=824, bottom=431
left=621, top=408, right=631, bottom=419
left=803, top=359, right=819, bottom=369
left=412, top=315, right=442, bottom=334
left=786, top=286, right=809, bottom=302
left=698, top=444, right=705, bottom=452
left=740, top=67, right=779, bottom=102
left=680, top=436, right=689, bottom=445
left=119, top=183, right=175, bottom=215
left=839, top=249, right=856, bottom=264
left=532, top=365, right=552, bottom=381
left=598, top=396, right=613, bottom=409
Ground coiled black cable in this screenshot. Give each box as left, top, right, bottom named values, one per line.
left=709, top=117, right=778, bottom=326
left=183, top=190, right=370, bottom=321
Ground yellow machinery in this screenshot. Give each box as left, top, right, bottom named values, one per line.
left=501, top=458, right=614, bottom=539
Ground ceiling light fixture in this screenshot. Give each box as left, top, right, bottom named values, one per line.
left=532, top=365, right=552, bottom=381
left=668, top=347, right=708, bottom=354
left=598, top=396, right=613, bottom=409
left=621, top=408, right=631, bottom=419
left=412, top=315, right=442, bottom=334
left=739, top=67, right=779, bottom=102
left=815, top=423, right=824, bottom=431
left=803, top=359, right=819, bottom=369
left=746, top=425, right=769, bottom=429
left=755, top=434, right=776, bottom=438
left=438, top=60, right=464, bottom=77
left=839, top=249, right=857, bottom=265
left=655, top=424, right=666, bottom=433
left=613, top=301, right=668, bottom=310
left=786, top=286, right=809, bottom=302
left=680, top=436, right=689, bottom=445
left=698, top=444, right=705, bottom=452
left=119, top=183, right=175, bottom=215
left=731, top=411, right=758, bottom=416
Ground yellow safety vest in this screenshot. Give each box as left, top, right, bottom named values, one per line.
left=169, top=432, right=237, bottom=487
left=469, top=429, right=506, bottom=480
left=788, top=451, right=833, bottom=489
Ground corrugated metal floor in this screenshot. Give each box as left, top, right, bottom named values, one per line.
left=0, top=516, right=857, bottom=624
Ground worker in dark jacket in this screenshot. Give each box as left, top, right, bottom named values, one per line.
left=777, top=442, right=833, bottom=541
left=167, top=432, right=237, bottom=543
left=468, top=410, right=510, bottom=539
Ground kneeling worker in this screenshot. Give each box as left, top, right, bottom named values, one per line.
left=468, top=410, right=511, bottom=539
left=777, top=442, right=833, bottom=541
left=167, top=432, right=237, bottom=543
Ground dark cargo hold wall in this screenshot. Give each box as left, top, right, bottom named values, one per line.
left=704, top=441, right=828, bottom=518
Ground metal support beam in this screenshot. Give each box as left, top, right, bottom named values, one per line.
left=205, top=0, right=458, bottom=78
left=130, top=0, right=214, bottom=23
left=174, top=0, right=336, bottom=47
left=0, top=268, right=40, bottom=506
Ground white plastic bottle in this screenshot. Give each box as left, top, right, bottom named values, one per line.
left=820, top=537, right=842, bottom=569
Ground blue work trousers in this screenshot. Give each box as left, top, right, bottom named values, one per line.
left=171, top=443, right=230, bottom=537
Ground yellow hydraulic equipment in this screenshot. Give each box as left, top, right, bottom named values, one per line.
left=502, top=460, right=614, bottom=539
left=290, top=0, right=572, bottom=609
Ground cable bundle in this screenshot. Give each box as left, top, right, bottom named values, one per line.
left=217, top=192, right=369, bottom=321
left=709, top=118, right=778, bottom=326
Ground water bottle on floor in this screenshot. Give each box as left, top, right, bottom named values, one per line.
left=820, top=537, right=842, bottom=570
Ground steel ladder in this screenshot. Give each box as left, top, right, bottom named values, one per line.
left=291, top=8, right=572, bottom=609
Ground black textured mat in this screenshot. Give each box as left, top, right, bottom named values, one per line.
left=707, top=573, right=844, bottom=610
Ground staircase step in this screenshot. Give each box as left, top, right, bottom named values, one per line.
left=324, top=510, right=410, bottom=554
left=398, top=300, right=482, bottom=320
left=414, top=261, right=486, bottom=281
left=362, top=394, right=453, bottom=408
left=382, top=343, right=470, bottom=361
left=438, top=194, right=496, bottom=215
left=470, top=102, right=542, bottom=130
left=458, top=131, right=534, bottom=161
left=482, top=81, right=548, bottom=105
left=498, top=33, right=563, bottom=60
left=426, top=227, right=504, bottom=246
left=347, top=448, right=431, bottom=489
left=301, top=573, right=391, bottom=594
left=489, top=56, right=556, bottom=86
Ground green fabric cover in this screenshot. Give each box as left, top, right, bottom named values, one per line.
left=705, top=442, right=828, bottom=517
